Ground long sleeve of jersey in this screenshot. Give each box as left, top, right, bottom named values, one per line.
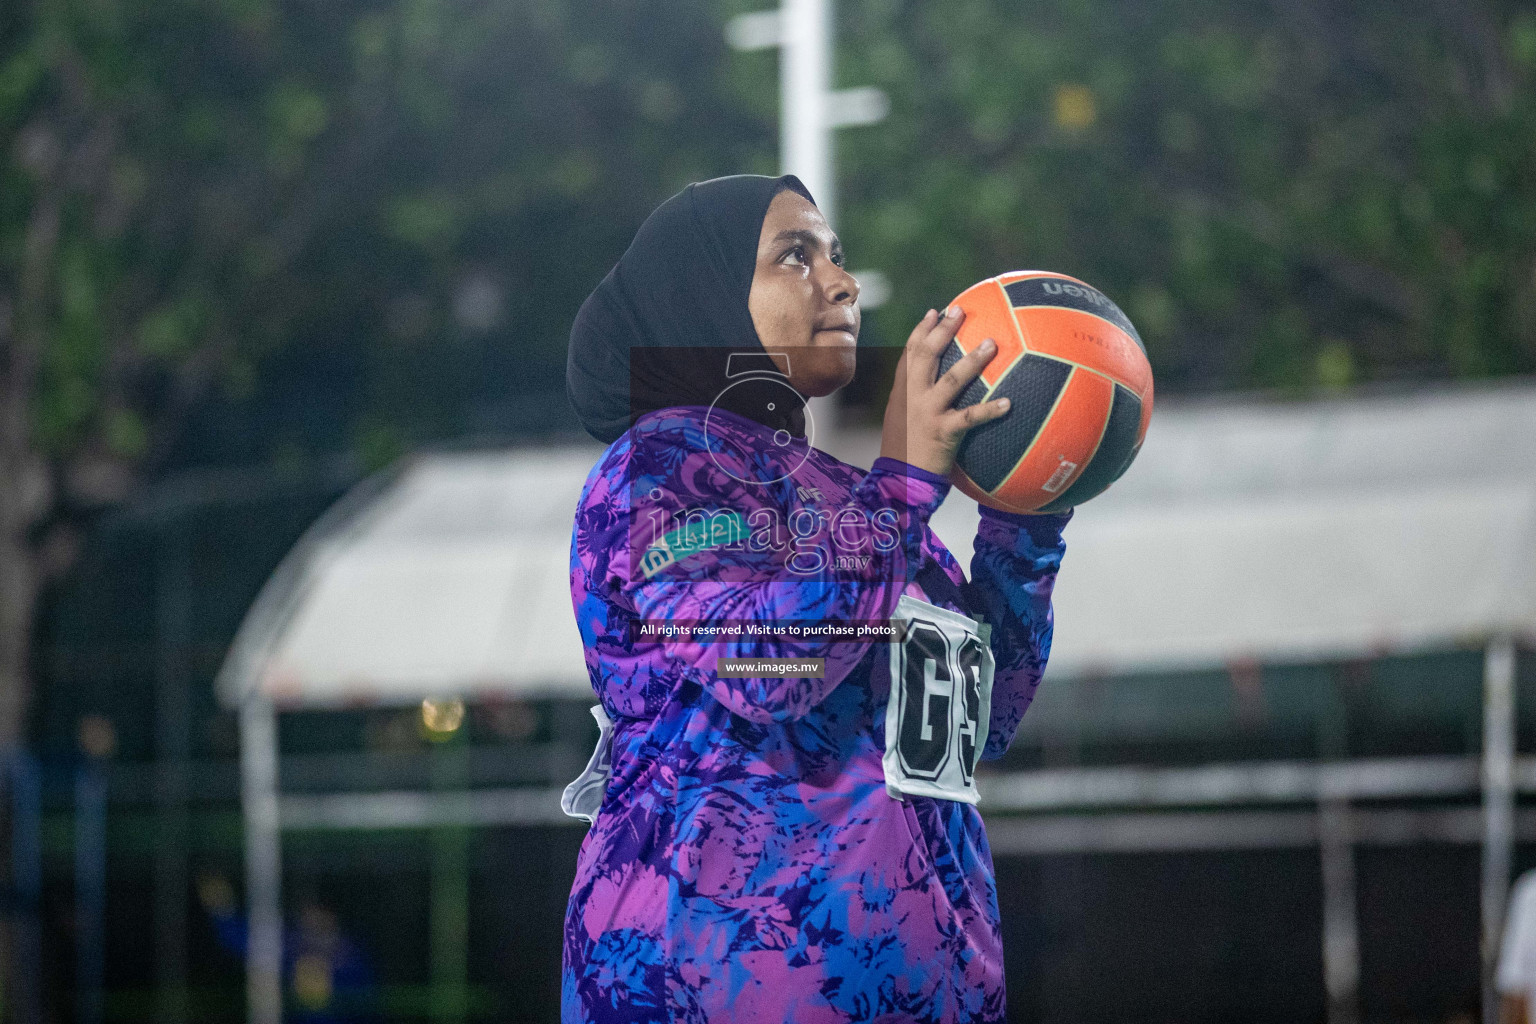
left=962, top=504, right=1073, bottom=761
left=597, top=412, right=950, bottom=725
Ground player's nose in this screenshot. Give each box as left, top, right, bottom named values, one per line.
left=822, top=263, right=859, bottom=307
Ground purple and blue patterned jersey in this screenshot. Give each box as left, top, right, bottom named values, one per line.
left=564, top=404, right=1071, bottom=1023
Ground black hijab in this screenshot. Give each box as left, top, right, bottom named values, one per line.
left=565, top=173, right=818, bottom=445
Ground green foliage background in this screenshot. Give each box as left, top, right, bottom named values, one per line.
left=3, top=0, right=1533, bottom=480
left=835, top=0, right=1536, bottom=401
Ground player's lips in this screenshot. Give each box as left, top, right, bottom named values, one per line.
left=814, top=323, right=858, bottom=344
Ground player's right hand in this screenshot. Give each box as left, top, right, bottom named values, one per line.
left=878, top=305, right=1011, bottom=477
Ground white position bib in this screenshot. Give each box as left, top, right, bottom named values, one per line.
left=882, top=592, right=995, bottom=805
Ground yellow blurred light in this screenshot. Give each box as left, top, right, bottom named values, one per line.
left=292, top=954, right=333, bottom=1010
left=1053, top=84, right=1097, bottom=131
left=421, top=697, right=466, bottom=737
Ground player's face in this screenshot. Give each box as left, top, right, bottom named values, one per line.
left=748, top=190, right=859, bottom=397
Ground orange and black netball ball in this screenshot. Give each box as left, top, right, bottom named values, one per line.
left=939, top=271, right=1154, bottom=514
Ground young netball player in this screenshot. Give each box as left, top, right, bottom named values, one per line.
left=562, top=173, right=1071, bottom=1023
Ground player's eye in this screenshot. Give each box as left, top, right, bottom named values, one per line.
left=782, top=245, right=807, bottom=266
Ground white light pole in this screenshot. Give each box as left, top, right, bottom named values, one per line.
left=728, top=0, right=889, bottom=453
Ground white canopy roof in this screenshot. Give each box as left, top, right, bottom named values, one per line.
left=955, top=379, right=1536, bottom=675
left=217, top=379, right=1536, bottom=707
left=217, top=446, right=604, bottom=707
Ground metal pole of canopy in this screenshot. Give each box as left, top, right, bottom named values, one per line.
left=1319, top=797, right=1360, bottom=1024
left=1318, top=668, right=1360, bottom=1024
left=242, top=694, right=284, bottom=1024
left=1482, top=635, right=1517, bottom=1024
left=428, top=727, right=470, bottom=1024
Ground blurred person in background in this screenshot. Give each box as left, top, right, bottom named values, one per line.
left=561, top=173, right=1071, bottom=1022
left=1499, top=868, right=1536, bottom=1023
left=197, top=872, right=381, bottom=1023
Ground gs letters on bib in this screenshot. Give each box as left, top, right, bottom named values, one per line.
left=883, top=592, right=995, bottom=805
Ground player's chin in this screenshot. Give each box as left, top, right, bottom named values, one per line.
left=798, top=349, right=856, bottom=397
